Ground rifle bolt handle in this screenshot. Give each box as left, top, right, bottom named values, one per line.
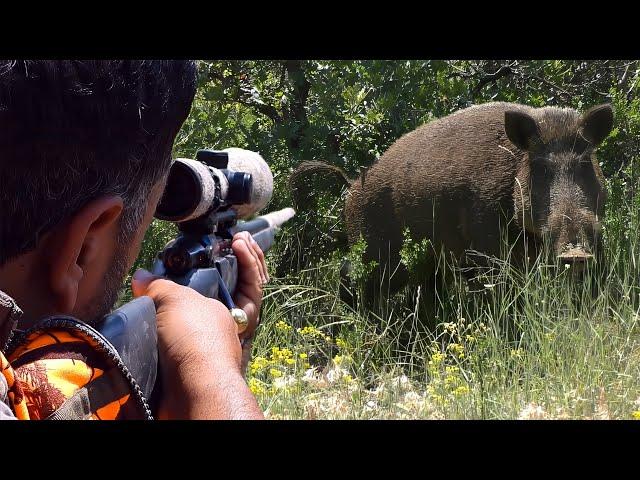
left=230, top=308, right=249, bottom=334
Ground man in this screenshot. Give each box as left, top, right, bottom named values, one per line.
left=0, top=60, right=265, bottom=419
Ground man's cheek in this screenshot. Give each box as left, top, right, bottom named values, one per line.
left=127, top=179, right=167, bottom=266
left=127, top=220, right=155, bottom=268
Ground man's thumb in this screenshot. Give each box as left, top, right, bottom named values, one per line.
left=131, top=268, right=161, bottom=297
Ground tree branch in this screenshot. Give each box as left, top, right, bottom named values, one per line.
left=204, top=62, right=283, bottom=124
left=472, top=64, right=514, bottom=94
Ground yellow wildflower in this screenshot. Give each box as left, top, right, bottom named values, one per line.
left=445, top=365, right=459, bottom=375
left=298, top=326, right=322, bottom=337
left=453, top=385, right=470, bottom=396
left=429, top=352, right=446, bottom=366
left=249, top=356, right=270, bottom=375
left=275, top=320, right=292, bottom=331
left=248, top=378, right=266, bottom=396
left=510, top=348, right=524, bottom=359
left=447, top=343, right=465, bottom=359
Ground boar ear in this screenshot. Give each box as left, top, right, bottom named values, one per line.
left=580, top=104, right=613, bottom=145
left=505, top=110, right=540, bottom=150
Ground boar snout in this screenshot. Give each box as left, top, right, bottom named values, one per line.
left=557, top=244, right=594, bottom=273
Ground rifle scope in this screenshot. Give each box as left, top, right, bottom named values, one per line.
left=154, top=148, right=274, bottom=224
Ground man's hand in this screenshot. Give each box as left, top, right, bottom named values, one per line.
left=131, top=265, right=265, bottom=420
left=230, top=231, right=269, bottom=373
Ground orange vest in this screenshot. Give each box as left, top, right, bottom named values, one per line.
left=1, top=317, right=152, bottom=420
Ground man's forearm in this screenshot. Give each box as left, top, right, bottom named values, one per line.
left=160, top=358, right=264, bottom=420
left=186, top=371, right=265, bottom=420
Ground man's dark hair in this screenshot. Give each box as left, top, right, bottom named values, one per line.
left=0, top=60, right=198, bottom=266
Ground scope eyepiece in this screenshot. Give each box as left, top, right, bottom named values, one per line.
left=225, top=171, right=252, bottom=204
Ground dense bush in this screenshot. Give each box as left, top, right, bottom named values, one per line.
left=132, top=60, right=640, bottom=275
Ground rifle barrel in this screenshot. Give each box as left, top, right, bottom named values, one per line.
left=231, top=217, right=270, bottom=235
left=251, top=228, right=277, bottom=253
left=229, top=207, right=296, bottom=253
left=230, top=208, right=296, bottom=236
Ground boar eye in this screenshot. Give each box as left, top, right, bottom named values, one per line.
left=578, top=159, right=594, bottom=169
left=531, top=162, right=552, bottom=178
left=577, top=150, right=594, bottom=164
left=531, top=157, right=553, bottom=171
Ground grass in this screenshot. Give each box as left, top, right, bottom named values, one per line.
left=118, top=166, right=640, bottom=419
left=248, top=178, right=640, bottom=419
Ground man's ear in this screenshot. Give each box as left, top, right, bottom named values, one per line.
left=44, top=196, right=124, bottom=314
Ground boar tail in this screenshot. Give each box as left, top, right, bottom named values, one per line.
left=289, top=160, right=353, bottom=210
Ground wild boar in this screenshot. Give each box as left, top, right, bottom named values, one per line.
left=291, top=102, right=613, bottom=297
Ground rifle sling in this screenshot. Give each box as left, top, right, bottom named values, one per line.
left=46, top=368, right=132, bottom=420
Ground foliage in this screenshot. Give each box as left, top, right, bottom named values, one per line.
left=345, top=235, right=378, bottom=284
left=399, top=228, right=432, bottom=278
left=162, top=60, right=640, bottom=271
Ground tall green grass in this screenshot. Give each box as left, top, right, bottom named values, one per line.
left=249, top=170, right=640, bottom=419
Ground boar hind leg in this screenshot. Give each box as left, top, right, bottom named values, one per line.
left=337, top=256, right=406, bottom=310
left=339, top=259, right=357, bottom=309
